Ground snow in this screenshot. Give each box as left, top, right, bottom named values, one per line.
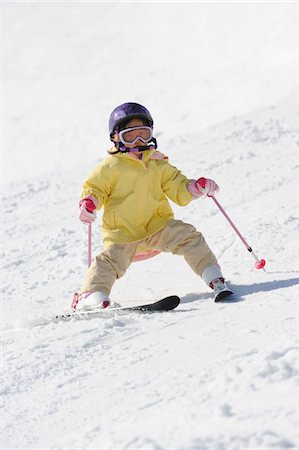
left=2, top=2, right=299, bottom=450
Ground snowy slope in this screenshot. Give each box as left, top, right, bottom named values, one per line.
left=3, top=2, right=298, bottom=182
left=2, top=3, right=299, bottom=450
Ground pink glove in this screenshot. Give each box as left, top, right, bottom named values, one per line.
left=79, top=197, right=97, bottom=224
left=188, top=177, right=219, bottom=199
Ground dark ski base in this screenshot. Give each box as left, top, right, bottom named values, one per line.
left=214, top=290, right=234, bottom=302
left=56, top=295, right=180, bottom=321
left=126, top=295, right=180, bottom=311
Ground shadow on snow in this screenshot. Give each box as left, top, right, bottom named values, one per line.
left=181, top=277, right=299, bottom=305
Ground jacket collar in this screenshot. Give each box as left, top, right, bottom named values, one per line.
left=109, top=147, right=159, bottom=163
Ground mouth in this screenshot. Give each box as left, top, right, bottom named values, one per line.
left=128, top=139, right=145, bottom=147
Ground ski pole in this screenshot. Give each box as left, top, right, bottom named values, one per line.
left=211, top=195, right=266, bottom=270
left=197, top=178, right=266, bottom=271
left=88, top=223, right=92, bottom=267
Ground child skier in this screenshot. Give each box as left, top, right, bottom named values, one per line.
left=72, top=102, right=233, bottom=310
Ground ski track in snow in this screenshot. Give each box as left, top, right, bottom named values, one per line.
left=2, top=3, right=299, bottom=449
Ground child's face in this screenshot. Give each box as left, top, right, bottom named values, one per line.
left=114, top=118, right=148, bottom=148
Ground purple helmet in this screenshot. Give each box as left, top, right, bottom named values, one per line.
left=109, top=102, right=154, bottom=137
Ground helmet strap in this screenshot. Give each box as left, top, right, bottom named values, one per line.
left=108, top=137, right=158, bottom=155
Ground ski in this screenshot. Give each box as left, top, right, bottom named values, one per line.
left=214, top=290, right=234, bottom=302
left=55, top=295, right=180, bottom=321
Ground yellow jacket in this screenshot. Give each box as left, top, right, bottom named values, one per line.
left=81, top=149, right=193, bottom=248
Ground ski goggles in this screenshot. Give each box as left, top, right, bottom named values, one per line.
left=118, top=126, right=153, bottom=146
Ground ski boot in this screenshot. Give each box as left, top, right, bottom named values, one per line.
left=210, top=278, right=234, bottom=302
left=71, top=291, right=111, bottom=311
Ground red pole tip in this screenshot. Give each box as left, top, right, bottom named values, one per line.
left=255, top=259, right=266, bottom=269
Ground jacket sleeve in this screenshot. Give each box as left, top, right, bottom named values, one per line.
left=161, top=162, right=193, bottom=206
left=81, top=163, right=112, bottom=210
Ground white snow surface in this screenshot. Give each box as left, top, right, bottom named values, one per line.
left=2, top=3, right=299, bottom=450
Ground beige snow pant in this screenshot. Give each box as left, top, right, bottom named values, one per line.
left=80, top=219, right=217, bottom=295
